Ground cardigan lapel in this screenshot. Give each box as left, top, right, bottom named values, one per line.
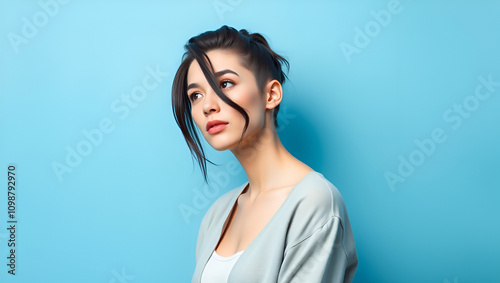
left=195, top=182, right=248, bottom=283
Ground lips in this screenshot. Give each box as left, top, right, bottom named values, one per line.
left=206, top=120, right=229, bottom=132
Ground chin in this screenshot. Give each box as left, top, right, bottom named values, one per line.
left=209, top=143, right=234, bottom=152
left=206, top=136, right=237, bottom=151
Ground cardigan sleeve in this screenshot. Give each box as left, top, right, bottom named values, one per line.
left=277, top=216, right=358, bottom=283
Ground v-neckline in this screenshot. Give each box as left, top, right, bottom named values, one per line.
left=201, top=170, right=317, bottom=282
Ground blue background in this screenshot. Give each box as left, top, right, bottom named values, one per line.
left=1, top=0, right=499, bottom=282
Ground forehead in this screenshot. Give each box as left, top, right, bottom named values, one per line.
left=187, top=49, right=247, bottom=83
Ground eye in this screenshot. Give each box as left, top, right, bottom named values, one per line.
left=189, top=92, right=201, bottom=102
left=220, top=80, right=234, bottom=89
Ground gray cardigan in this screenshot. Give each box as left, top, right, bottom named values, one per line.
left=191, top=171, right=358, bottom=283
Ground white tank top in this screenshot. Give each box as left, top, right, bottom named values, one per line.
left=200, top=249, right=245, bottom=283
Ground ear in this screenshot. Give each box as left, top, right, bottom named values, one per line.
left=264, top=79, right=283, bottom=110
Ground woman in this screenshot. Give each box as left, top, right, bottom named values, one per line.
left=172, top=25, right=358, bottom=283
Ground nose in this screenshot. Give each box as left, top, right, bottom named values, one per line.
left=203, top=89, right=220, bottom=115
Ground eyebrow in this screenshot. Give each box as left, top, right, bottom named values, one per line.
left=214, top=69, right=239, bottom=77
left=187, top=69, right=239, bottom=91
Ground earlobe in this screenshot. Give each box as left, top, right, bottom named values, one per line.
left=266, top=80, right=283, bottom=110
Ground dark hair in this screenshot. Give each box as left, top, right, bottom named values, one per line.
left=171, top=25, right=289, bottom=184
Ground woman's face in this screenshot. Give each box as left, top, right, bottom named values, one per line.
left=186, top=49, right=268, bottom=151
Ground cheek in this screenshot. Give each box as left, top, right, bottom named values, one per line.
left=245, top=92, right=266, bottom=124
left=234, top=87, right=263, bottom=116
left=191, top=108, right=204, bottom=130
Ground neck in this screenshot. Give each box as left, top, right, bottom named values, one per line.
left=230, top=125, right=302, bottom=200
